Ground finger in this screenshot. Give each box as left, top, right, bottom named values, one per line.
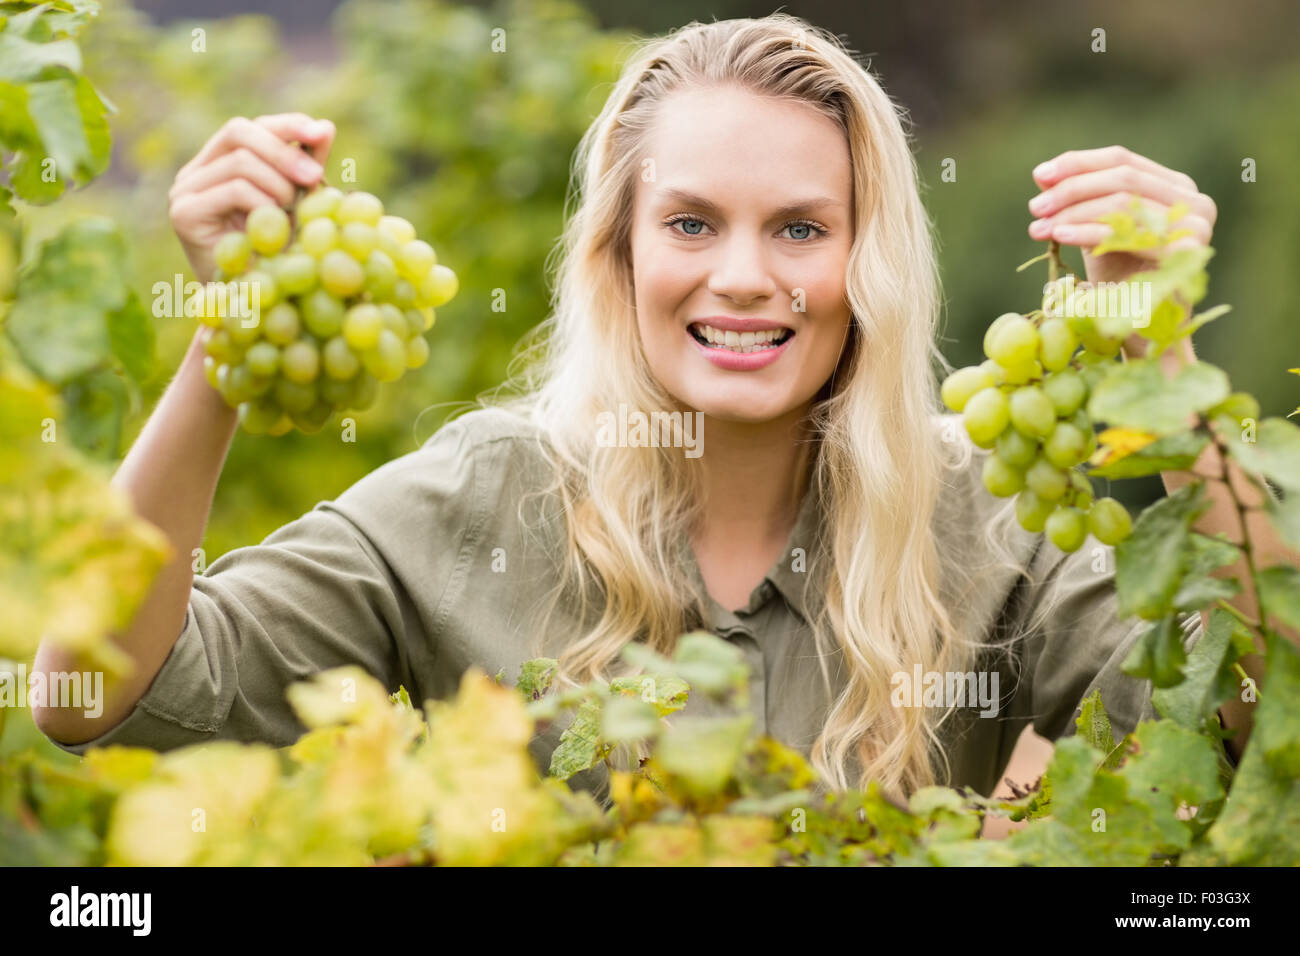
left=1028, top=191, right=1166, bottom=239
left=253, top=112, right=335, bottom=166
left=1033, top=144, right=1198, bottom=193
left=1028, top=164, right=1201, bottom=220
left=169, top=177, right=283, bottom=234
left=1044, top=212, right=1212, bottom=256
left=180, top=115, right=325, bottom=189
left=170, top=147, right=298, bottom=209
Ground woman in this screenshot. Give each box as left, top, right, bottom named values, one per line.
left=34, top=14, right=1223, bottom=801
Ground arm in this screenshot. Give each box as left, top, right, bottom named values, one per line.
left=31, top=113, right=333, bottom=744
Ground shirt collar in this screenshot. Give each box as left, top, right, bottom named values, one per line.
left=679, top=481, right=826, bottom=626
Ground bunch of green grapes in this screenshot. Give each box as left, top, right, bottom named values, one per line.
left=192, top=186, right=459, bottom=435
left=941, top=278, right=1132, bottom=553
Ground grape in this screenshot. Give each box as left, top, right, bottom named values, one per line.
left=978, top=358, right=1006, bottom=386
left=190, top=185, right=458, bottom=434
left=1025, top=458, right=1069, bottom=501
left=421, top=264, right=459, bottom=308
left=405, top=334, right=430, bottom=369
left=336, top=191, right=384, bottom=226
left=363, top=329, right=408, bottom=383
left=364, top=250, right=399, bottom=298
left=391, top=278, right=417, bottom=309
left=300, top=217, right=340, bottom=258
left=245, top=341, right=281, bottom=378
left=239, top=398, right=284, bottom=436
left=323, top=336, right=361, bottom=380
left=343, top=303, right=383, bottom=351
left=301, top=288, right=345, bottom=338
left=1015, top=489, right=1055, bottom=533
left=378, top=303, right=407, bottom=339
left=275, top=378, right=317, bottom=414
left=995, top=428, right=1038, bottom=469
left=1068, top=469, right=1095, bottom=509
left=1088, top=497, right=1132, bottom=545
left=1046, top=506, right=1087, bottom=552
left=398, top=240, right=436, bottom=279
left=1041, top=368, right=1087, bottom=417
left=215, top=232, right=253, bottom=275
left=378, top=215, right=416, bottom=246
left=319, top=250, right=365, bottom=298
left=243, top=269, right=280, bottom=311
left=246, top=205, right=290, bottom=256
left=222, top=310, right=261, bottom=349
left=941, top=366, right=999, bottom=415
left=281, top=339, right=321, bottom=385
left=983, top=312, right=1022, bottom=358
left=962, top=387, right=1010, bottom=448
left=351, top=373, right=379, bottom=410
left=262, top=303, right=301, bottom=345
left=999, top=359, right=1042, bottom=386
left=275, top=252, right=318, bottom=297
left=340, top=222, right=379, bottom=261
left=1008, top=386, right=1055, bottom=438
left=982, top=454, right=1025, bottom=497
left=296, top=186, right=343, bottom=222
left=1037, top=318, right=1077, bottom=372
left=1043, top=421, right=1088, bottom=468
left=986, top=315, right=1039, bottom=367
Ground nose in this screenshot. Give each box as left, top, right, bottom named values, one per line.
left=705, top=231, right=778, bottom=305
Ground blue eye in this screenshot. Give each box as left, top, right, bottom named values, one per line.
left=676, top=218, right=705, bottom=235
left=787, top=223, right=811, bottom=240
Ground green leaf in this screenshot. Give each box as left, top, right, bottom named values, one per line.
left=1264, top=489, right=1300, bottom=552
left=672, top=630, right=750, bottom=699
left=73, top=74, right=112, bottom=179
left=654, top=714, right=752, bottom=799
left=516, top=657, right=557, bottom=700
left=1087, top=430, right=1208, bottom=479
left=1074, top=689, right=1115, bottom=753
left=0, top=80, right=39, bottom=150
left=25, top=78, right=91, bottom=183
left=1257, top=565, right=1300, bottom=635
left=608, top=672, right=689, bottom=717
left=1088, top=359, right=1230, bottom=436
left=1122, top=612, right=1186, bottom=687
left=1151, top=609, right=1242, bottom=732
left=61, top=366, right=126, bottom=458
left=1218, top=415, right=1300, bottom=493
left=599, top=693, right=659, bottom=743
left=1118, top=719, right=1224, bottom=854
left=1115, top=481, right=1210, bottom=620
left=1251, top=630, right=1300, bottom=778
left=1181, top=303, right=1231, bottom=338
left=106, top=290, right=153, bottom=384
left=0, top=31, right=81, bottom=83
left=1206, top=741, right=1300, bottom=865
left=547, top=697, right=606, bottom=780
left=7, top=291, right=109, bottom=382
left=1171, top=532, right=1241, bottom=611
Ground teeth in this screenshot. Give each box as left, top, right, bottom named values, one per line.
left=692, top=324, right=789, bottom=352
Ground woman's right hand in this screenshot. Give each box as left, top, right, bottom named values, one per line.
left=168, top=113, right=335, bottom=283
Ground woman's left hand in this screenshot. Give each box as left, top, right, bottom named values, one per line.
left=1026, top=144, right=1217, bottom=359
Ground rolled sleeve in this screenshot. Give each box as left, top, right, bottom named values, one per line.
left=49, top=415, right=483, bottom=757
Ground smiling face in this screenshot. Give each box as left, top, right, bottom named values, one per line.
left=629, top=84, right=855, bottom=424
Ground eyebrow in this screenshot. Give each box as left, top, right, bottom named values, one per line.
left=653, top=187, right=845, bottom=220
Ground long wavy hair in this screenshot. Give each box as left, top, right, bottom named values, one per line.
left=481, top=13, right=1029, bottom=798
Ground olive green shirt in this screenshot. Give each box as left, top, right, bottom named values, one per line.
left=53, top=406, right=1188, bottom=799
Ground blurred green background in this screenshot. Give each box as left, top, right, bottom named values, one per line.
left=35, top=0, right=1300, bottom=556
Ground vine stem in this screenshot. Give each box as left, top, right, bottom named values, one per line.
left=1202, top=413, right=1275, bottom=656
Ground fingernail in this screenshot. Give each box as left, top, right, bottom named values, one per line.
left=1028, top=194, right=1050, bottom=215
left=1054, top=225, right=1079, bottom=240
left=297, top=157, right=322, bottom=179
left=1029, top=219, right=1051, bottom=238
left=310, top=119, right=332, bottom=136
left=1033, top=161, right=1055, bottom=180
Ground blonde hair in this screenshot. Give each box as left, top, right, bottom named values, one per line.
left=481, top=13, right=1030, bottom=798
